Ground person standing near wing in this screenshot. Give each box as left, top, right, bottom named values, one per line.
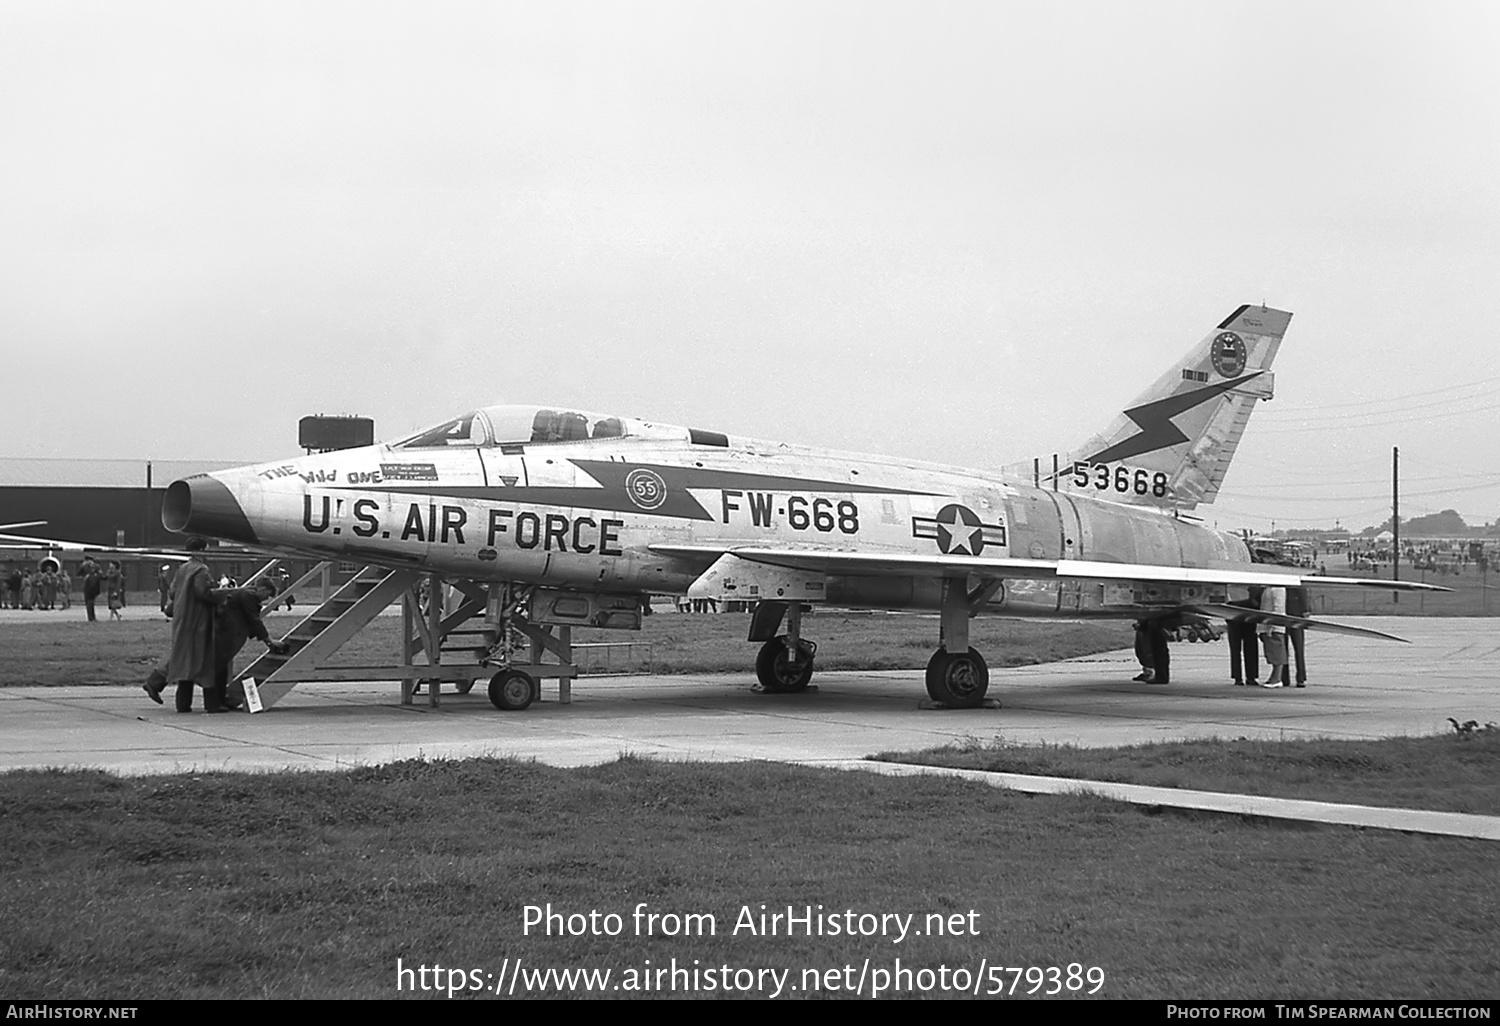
left=1282, top=585, right=1310, bottom=687
left=1258, top=585, right=1289, bottom=689
left=1131, top=618, right=1171, bottom=684
left=1226, top=586, right=1262, bottom=686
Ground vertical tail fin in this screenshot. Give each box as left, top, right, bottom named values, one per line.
left=1017, top=304, right=1292, bottom=510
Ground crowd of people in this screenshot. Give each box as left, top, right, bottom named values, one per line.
left=6, top=548, right=293, bottom=714
left=1344, top=540, right=1492, bottom=575
left=2, top=558, right=130, bottom=618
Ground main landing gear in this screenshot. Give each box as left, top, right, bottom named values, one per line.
left=922, top=577, right=1000, bottom=709
left=742, top=580, right=999, bottom=708
left=925, top=648, right=989, bottom=708
left=747, top=601, right=817, bottom=693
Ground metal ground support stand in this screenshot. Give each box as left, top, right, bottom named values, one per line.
left=397, top=573, right=492, bottom=707
left=234, top=561, right=489, bottom=714
left=483, top=583, right=579, bottom=705
left=236, top=569, right=587, bottom=712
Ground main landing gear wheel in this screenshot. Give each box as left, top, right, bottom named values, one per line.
left=488, top=669, right=537, bottom=711
left=925, top=648, right=989, bottom=708
left=755, top=636, right=816, bottom=693
left=454, top=678, right=476, bottom=695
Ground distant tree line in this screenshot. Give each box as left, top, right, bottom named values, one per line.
left=1360, top=509, right=1499, bottom=537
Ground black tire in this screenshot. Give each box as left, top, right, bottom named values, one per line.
left=488, top=669, right=536, bottom=711
left=924, top=648, right=989, bottom=708
left=455, top=678, right=475, bottom=695
left=755, top=636, right=815, bottom=692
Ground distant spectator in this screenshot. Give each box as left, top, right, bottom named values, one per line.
left=105, top=561, right=125, bottom=620
left=80, top=557, right=102, bottom=622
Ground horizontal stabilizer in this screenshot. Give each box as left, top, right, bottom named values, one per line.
left=1285, top=574, right=1451, bottom=593
left=1187, top=603, right=1410, bottom=643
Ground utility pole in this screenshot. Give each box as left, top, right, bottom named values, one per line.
left=1392, top=446, right=1400, bottom=603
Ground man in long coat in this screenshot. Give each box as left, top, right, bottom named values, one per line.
left=157, top=538, right=221, bottom=712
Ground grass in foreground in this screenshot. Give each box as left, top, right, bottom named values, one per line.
left=0, top=757, right=1496, bottom=1000
left=0, top=611, right=1133, bottom=685
left=876, top=730, right=1500, bottom=815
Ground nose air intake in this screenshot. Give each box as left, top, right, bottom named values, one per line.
left=163, top=476, right=261, bottom=545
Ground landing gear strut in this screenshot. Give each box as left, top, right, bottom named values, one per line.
left=749, top=601, right=817, bottom=693
left=923, top=577, right=996, bottom=708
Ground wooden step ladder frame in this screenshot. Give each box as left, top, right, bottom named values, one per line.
left=234, top=566, right=582, bottom=710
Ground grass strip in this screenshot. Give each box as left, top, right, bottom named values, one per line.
left=875, top=730, right=1500, bottom=815
left=1, top=756, right=1496, bottom=999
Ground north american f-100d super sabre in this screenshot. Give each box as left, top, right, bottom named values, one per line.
left=163, top=303, right=1442, bottom=710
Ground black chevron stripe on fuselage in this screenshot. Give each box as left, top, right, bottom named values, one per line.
left=329, top=461, right=943, bottom=522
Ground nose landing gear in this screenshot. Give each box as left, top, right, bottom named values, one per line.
left=755, top=636, right=817, bottom=692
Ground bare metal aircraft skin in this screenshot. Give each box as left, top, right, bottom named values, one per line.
left=162, top=304, right=1443, bottom=706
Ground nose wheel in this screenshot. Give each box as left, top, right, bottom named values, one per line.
left=755, top=636, right=816, bottom=692
left=488, top=669, right=538, bottom=711
left=925, top=648, right=989, bottom=708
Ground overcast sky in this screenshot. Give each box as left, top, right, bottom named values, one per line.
left=3, top=0, right=1497, bottom=534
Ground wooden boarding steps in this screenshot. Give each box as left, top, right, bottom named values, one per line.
left=234, top=568, right=583, bottom=711
left=235, top=565, right=421, bottom=709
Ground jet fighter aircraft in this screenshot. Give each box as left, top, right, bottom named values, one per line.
left=163, top=304, right=1442, bottom=708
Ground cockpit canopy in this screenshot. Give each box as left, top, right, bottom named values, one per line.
left=392, top=405, right=691, bottom=450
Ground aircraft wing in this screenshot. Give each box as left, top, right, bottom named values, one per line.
left=1184, top=603, right=1411, bottom=643
left=0, top=521, right=47, bottom=533
left=648, top=545, right=1450, bottom=592
left=0, top=531, right=265, bottom=563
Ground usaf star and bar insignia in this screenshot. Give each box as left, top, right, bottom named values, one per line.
left=912, top=503, right=1008, bottom=556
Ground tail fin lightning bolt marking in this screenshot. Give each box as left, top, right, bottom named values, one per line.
left=1084, top=372, right=1264, bottom=465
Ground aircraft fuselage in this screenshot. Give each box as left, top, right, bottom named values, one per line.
left=166, top=431, right=1250, bottom=619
